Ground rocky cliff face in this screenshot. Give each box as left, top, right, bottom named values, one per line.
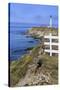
left=27, top=27, right=58, bottom=38
left=10, top=44, right=58, bottom=87
left=10, top=27, right=58, bottom=87
left=17, top=54, right=58, bottom=87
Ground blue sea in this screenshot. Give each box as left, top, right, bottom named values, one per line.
left=9, top=23, right=40, bottom=61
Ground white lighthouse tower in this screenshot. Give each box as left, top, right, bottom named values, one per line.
left=50, top=15, right=52, bottom=28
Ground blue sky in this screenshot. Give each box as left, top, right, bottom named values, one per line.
left=10, top=3, right=58, bottom=27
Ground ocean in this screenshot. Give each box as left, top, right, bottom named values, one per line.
left=9, top=23, right=40, bottom=61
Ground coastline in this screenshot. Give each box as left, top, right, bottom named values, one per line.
left=10, top=27, right=58, bottom=87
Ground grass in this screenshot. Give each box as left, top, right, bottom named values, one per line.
left=10, top=46, right=58, bottom=86
left=10, top=27, right=58, bottom=86
left=30, top=27, right=57, bottom=31
left=29, top=27, right=58, bottom=36
left=10, top=46, right=40, bottom=86
left=10, top=54, right=33, bottom=86
left=38, top=54, right=58, bottom=84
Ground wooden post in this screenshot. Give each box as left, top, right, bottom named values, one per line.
left=50, top=33, right=52, bottom=56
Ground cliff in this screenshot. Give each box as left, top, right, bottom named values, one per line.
left=27, top=27, right=58, bottom=38
left=10, top=45, right=58, bottom=87
left=10, top=27, right=58, bottom=87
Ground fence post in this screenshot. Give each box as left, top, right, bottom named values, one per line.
left=50, top=33, right=52, bottom=56
left=44, top=33, right=59, bottom=56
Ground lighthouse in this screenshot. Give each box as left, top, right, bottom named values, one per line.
left=50, top=15, right=52, bottom=28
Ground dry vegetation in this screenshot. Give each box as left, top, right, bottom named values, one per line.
left=10, top=45, right=58, bottom=87
left=10, top=27, right=58, bottom=87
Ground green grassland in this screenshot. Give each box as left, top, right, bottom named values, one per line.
left=10, top=45, right=58, bottom=86
left=10, top=27, right=58, bottom=86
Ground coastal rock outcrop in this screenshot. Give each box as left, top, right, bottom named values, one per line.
left=10, top=27, right=58, bottom=87
left=27, top=27, right=58, bottom=38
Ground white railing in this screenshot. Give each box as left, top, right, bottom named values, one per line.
left=44, top=33, right=59, bottom=56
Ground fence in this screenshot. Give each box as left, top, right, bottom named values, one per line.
left=44, top=33, right=59, bottom=56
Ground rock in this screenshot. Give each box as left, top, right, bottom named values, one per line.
left=24, top=84, right=29, bottom=86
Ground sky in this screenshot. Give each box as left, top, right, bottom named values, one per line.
left=9, top=3, right=58, bottom=27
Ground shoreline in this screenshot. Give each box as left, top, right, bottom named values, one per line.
left=10, top=27, right=58, bottom=87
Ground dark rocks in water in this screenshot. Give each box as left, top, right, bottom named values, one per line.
left=12, top=47, right=34, bottom=53
left=25, top=47, right=34, bottom=51
left=12, top=49, right=24, bottom=53
left=28, top=41, right=34, bottom=43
